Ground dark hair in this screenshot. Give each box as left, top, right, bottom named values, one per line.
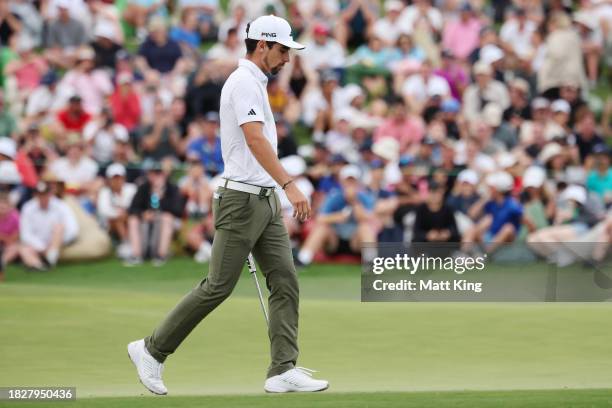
left=244, top=23, right=275, bottom=54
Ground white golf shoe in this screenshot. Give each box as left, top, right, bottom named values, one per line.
left=264, top=367, right=329, bottom=393
left=127, top=339, right=168, bottom=395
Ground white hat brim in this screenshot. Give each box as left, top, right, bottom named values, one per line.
left=277, top=38, right=305, bottom=50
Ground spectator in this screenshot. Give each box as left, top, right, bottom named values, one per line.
left=123, top=0, right=167, bottom=39
left=371, top=0, right=405, bottom=47
left=571, top=109, right=605, bottom=163
left=44, top=0, right=87, bottom=68
left=24, top=70, right=63, bottom=121
left=58, top=46, right=113, bottom=115
left=462, top=61, right=509, bottom=122
left=462, top=171, right=523, bottom=253
left=442, top=3, right=483, bottom=61
left=528, top=184, right=603, bottom=262
left=83, top=108, right=130, bottom=164
left=301, top=23, right=346, bottom=72
left=447, top=169, right=480, bottom=216
left=296, top=165, right=376, bottom=266
left=412, top=182, right=460, bottom=243
left=125, top=161, right=185, bottom=266
left=91, top=22, right=123, bottom=70
left=0, top=191, right=19, bottom=279
left=19, top=181, right=79, bottom=270
left=0, top=92, right=17, bottom=138
left=109, top=72, right=141, bottom=133
left=499, top=8, right=537, bottom=61
left=140, top=99, right=182, bottom=160
left=207, top=27, right=245, bottom=67
left=137, top=18, right=183, bottom=75
left=537, top=11, right=586, bottom=94
left=169, top=8, right=201, bottom=50
left=586, top=145, right=611, bottom=206
left=179, top=151, right=212, bottom=218
left=56, top=96, right=92, bottom=133
left=374, top=98, right=424, bottom=154
left=401, top=59, right=451, bottom=114
left=97, top=163, right=137, bottom=258
left=49, top=135, right=99, bottom=195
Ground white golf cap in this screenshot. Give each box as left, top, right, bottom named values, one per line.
left=0, top=137, right=16, bottom=159
left=531, top=97, right=550, bottom=110
left=560, top=184, right=587, bottom=205
left=339, top=164, right=362, bottom=181
left=522, top=166, right=546, bottom=188
left=280, top=155, right=307, bottom=177
left=482, top=103, right=503, bottom=127
left=480, top=44, right=504, bottom=64
left=385, top=0, right=404, bottom=12
left=486, top=171, right=514, bottom=192
left=457, top=169, right=479, bottom=185
left=106, top=163, right=126, bottom=178
left=551, top=99, right=571, bottom=113
left=372, top=137, right=400, bottom=162
left=538, top=142, right=563, bottom=164
left=496, top=151, right=517, bottom=168
left=247, top=15, right=305, bottom=50
left=0, top=161, right=21, bottom=184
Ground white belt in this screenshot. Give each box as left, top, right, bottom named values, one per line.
left=222, top=179, right=275, bottom=197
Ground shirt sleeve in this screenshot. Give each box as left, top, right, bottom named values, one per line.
left=230, top=81, right=265, bottom=126
left=320, top=192, right=345, bottom=214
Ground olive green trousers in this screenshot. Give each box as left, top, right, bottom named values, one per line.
left=145, top=187, right=299, bottom=378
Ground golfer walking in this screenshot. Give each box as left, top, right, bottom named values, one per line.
left=128, top=15, right=329, bottom=394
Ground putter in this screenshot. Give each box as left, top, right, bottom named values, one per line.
left=247, top=253, right=269, bottom=328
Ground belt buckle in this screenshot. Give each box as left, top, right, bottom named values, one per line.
left=259, top=187, right=271, bottom=198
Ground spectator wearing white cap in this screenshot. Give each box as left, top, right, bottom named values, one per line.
left=519, top=166, right=551, bottom=240
left=91, top=22, right=123, bottom=69
left=447, top=169, right=480, bottom=214
left=518, top=97, right=565, bottom=145
left=296, top=164, right=376, bottom=266
left=528, top=184, right=604, bottom=262
left=462, top=61, right=509, bottom=122
left=207, top=27, right=247, bottom=68
left=482, top=103, right=518, bottom=150
left=97, top=163, right=137, bottom=258
left=301, top=70, right=344, bottom=135
left=301, top=23, right=346, bottom=72
left=371, top=0, right=405, bottom=47
left=550, top=99, right=572, bottom=134
left=462, top=171, right=523, bottom=253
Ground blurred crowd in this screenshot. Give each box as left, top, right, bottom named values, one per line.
left=0, top=0, right=611, bottom=279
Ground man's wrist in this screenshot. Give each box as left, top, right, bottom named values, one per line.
left=282, top=179, right=294, bottom=190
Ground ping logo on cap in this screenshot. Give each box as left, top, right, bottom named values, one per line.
left=261, top=32, right=277, bottom=38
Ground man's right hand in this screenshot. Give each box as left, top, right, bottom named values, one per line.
left=285, top=183, right=311, bottom=221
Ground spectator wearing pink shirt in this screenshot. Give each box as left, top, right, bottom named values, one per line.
left=442, top=3, right=483, bottom=61
left=58, top=47, right=114, bottom=115
left=0, top=192, right=20, bottom=280
left=374, top=99, right=425, bottom=154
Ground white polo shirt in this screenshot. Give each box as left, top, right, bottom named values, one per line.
left=219, top=58, right=277, bottom=187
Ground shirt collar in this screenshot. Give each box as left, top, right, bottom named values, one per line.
left=238, top=59, right=268, bottom=84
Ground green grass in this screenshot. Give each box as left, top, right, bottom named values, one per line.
left=2, top=259, right=612, bottom=407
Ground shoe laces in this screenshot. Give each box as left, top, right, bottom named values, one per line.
left=294, top=366, right=317, bottom=377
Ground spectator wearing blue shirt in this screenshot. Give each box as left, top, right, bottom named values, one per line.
left=462, top=171, right=523, bottom=253
left=296, top=165, right=376, bottom=266
left=585, top=145, right=612, bottom=207
left=186, top=112, right=223, bottom=177
left=137, top=18, right=183, bottom=74
left=316, top=154, right=347, bottom=195
left=169, top=9, right=201, bottom=50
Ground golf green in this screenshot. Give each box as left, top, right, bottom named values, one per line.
left=1, top=258, right=612, bottom=406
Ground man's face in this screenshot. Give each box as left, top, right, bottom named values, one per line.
left=262, top=42, right=290, bottom=75
left=37, top=192, right=51, bottom=208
